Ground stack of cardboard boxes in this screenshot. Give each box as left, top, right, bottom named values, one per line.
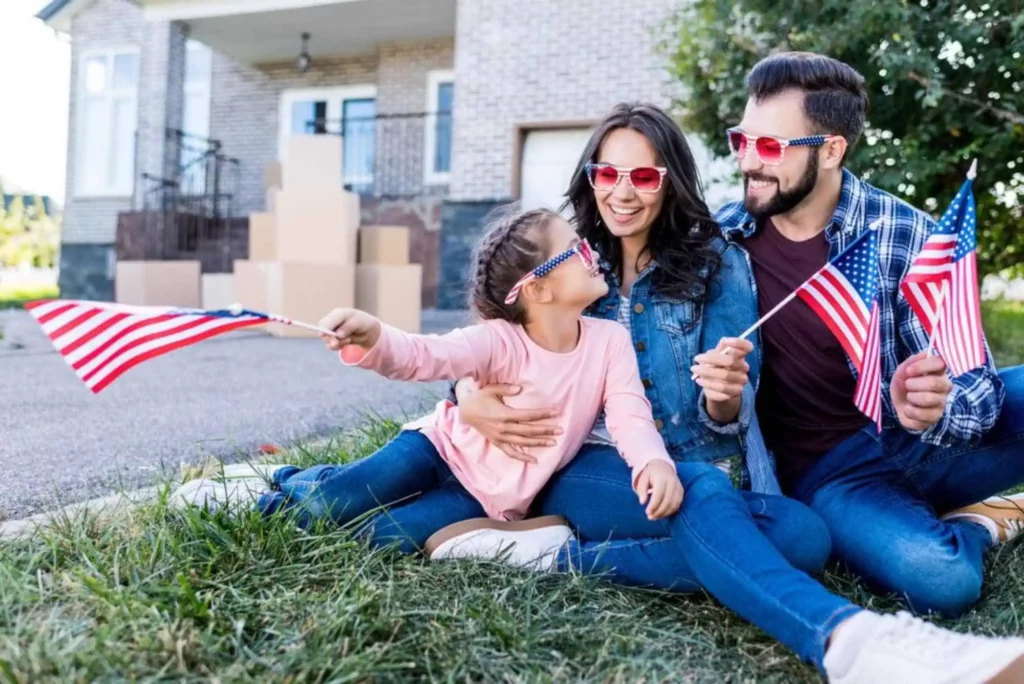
left=357, top=226, right=422, bottom=334
left=232, top=134, right=421, bottom=336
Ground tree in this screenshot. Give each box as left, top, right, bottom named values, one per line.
left=664, top=0, right=1024, bottom=275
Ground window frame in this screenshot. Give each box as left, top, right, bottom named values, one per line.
left=423, top=69, right=454, bottom=186
left=73, top=45, right=141, bottom=198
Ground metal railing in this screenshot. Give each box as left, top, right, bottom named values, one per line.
left=305, top=111, right=453, bottom=198
left=130, top=129, right=243, bottom=272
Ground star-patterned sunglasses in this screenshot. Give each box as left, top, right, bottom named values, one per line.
left=505, top=239, right=597, bottom=305
left=726, top=128, right=841, bottom=166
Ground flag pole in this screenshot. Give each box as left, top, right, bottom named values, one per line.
left=227, top=304, right=343, bottom=338
left=736, top=217, right=885, bottom=341
left=924, top=159, right=978, bottom=356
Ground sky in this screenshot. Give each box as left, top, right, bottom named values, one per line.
left=0, top=0, right=71, bottom=202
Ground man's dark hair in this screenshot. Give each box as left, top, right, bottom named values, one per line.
left=747, top=52, right=869, bottom=158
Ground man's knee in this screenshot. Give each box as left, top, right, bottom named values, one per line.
left=898, top=555, right=983, bottom=617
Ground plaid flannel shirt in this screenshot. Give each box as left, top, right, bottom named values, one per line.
left=715, top=168, right=1005, bottom=448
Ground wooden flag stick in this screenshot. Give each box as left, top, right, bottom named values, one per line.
left=924, top=158, right=977, bottom=356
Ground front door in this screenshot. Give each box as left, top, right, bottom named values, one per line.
left=278, top=85, right=377, bottom=193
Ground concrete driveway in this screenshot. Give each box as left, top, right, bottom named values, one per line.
left=0, top=308, right=471, bottom=520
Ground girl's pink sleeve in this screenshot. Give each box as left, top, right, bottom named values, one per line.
left=601, top=325, right=675, bottom=486
left=339, top=321, right=503, bottom=383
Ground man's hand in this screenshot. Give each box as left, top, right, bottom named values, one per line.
left=634, top=460, right=684, bottom=520
left=891, top=351, right=953, bottom=431
left=692, top=337, right=753, bottom=423
left=318, top=308, right=381, bottom=351
left=458, top=382, right=562, bottom=464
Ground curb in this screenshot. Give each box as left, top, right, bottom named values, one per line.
left=0, top=486, right=162, bottom=541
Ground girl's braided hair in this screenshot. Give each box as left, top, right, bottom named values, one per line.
left=468, top=204, right=560, bottom=325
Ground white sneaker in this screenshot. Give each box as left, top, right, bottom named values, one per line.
left=171, top=463, right=287, bottom=513
left=942, top=493, right=1024, bottom=545
left=825, top=610, right=1024, bottom=684
left=425, top=515, right=575, bottom=571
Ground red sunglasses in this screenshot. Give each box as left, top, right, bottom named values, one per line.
left=505, top=239, right=597, bottom=305
left=585, top=163, right=667, bottom=193
left=726, top=128, right=840, bottom=166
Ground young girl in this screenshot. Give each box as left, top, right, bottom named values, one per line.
left=255, top=206, right=683, bottom=567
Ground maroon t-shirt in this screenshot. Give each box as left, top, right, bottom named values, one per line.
left=745, top=218, right=868, bottom=487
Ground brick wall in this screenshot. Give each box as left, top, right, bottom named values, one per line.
left=449, top=0, right=679, bottom=201
left=61, top=0, right=144, bottom=246
left=208, top=38, right=454, bottom=215
left=62, top=0, right=186, bottom=246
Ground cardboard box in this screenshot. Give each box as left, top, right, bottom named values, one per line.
left=356, top=264, right=422, bottom=333
left=201, top=274, right=235, bottom=311
left=274, top=189, right=359, bottom=265
left=359, top=226, right=410, bottom=266
left=249, top=212, right=276, bottom=261
left=264, top=161, right=282, bottom=190
left=283, top=135, right=343, bottom=192
left=115, top=260, right=201, bottom=308
left=234, top=260, right=355, bottom=338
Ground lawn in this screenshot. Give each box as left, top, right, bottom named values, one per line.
left=0, top=302, right=1021, bottom=682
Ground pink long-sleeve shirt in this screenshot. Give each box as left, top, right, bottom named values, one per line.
left=341, top=317, right=673, bottom=520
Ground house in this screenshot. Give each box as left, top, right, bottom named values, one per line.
left=38, top=0, right=737, bottom=309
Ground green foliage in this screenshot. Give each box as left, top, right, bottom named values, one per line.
left=665, top=0, right=1024, bottom=275
left=0, top=282, right=60, bottom=309
left=0, top=193, right=60, bottom=269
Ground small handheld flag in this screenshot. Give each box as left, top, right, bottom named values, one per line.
left=900, top=160, right=985, bottom=377
left=25, top=300, right=340, bottom=394
left=796, top=228, right=883, bottom=428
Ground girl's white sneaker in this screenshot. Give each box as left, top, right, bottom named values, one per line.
left=425, top=515, right=575, bottom=571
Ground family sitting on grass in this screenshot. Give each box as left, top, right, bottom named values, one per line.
left=178, top=52, right=1024, bottom=683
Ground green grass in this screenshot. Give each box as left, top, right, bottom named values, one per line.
left=983, top=299, right=1024, bottom=367
left=0, top=282, right=59, bottom=310
left=0, top=303, right=1020, bottom=681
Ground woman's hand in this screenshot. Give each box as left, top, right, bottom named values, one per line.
left=318, top=308, right=381, bottom=351
left=457, top=380, right=562, bottom=464
left=634, top=460, right=684, bottom=520
left=692, top=337, right=753, bottom=423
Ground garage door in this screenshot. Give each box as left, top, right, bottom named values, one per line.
left=519, top=128, right=593, bottom=213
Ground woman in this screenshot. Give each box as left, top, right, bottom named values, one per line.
left=425, top=102, right=1024, bottom=682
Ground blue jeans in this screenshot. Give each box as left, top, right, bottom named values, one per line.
left=258, top=430, right=487, bottom=542
left=790, top=366, right=1024, bottom=617
left=531, top=443, right=859, bottom=670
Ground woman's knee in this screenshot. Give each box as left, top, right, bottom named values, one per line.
left=675, top=461, right=735, bottom=503
left=769, top=502, right=832, bottom=575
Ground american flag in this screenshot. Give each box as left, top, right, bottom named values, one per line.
left=900, top=168, right=985, bottom=377
left=24, top=300, right=268, bottom=393
left=797, top=228, right=883, bottom=428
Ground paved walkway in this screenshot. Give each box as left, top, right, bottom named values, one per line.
left=0, top=308, right=472, bottom=520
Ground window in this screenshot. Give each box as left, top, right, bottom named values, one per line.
left=424, top=70, right=454, bottom=184
left=181, top=40, right=213, bottom=195
left=75, top=48, right=139, bottom=197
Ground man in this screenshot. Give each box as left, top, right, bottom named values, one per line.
left=715, top=51, right=1024, bottom=617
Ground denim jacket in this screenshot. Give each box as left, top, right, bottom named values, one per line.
left=586, top=238, right=779, bottom=493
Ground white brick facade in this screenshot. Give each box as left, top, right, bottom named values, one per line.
left=449, top=0, right=679, bottom=200
left=209, top=38, right=453, bottom=215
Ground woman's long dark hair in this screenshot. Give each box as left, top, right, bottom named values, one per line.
left=562, top=102, right=722, bottom=301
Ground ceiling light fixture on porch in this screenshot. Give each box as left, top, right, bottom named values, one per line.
left=297, top=32, right=311, bottom=74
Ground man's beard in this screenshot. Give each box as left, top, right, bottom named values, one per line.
left=743, top=153, right=819, bottom=219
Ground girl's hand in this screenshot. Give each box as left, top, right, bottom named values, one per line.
left=634, top=460, right=684, bottom=520
left=458, top=380, right=562, bottom=464
left=691, top=337, right=753, bottom=403
left=318, top=308, right=382, bottom=351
